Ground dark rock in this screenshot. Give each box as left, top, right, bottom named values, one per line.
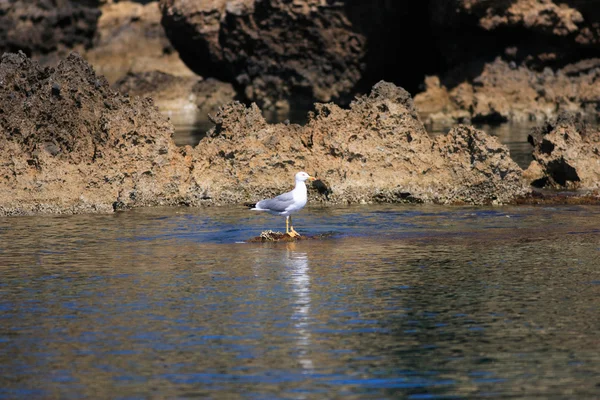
left=0, top=0, right=100, bottom=66
left=159, top=0, right=368, bottom=110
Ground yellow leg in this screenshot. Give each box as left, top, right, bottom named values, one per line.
left=288, top=215, right=300, bottom=237
left=285, top=216, right=290, bottom=234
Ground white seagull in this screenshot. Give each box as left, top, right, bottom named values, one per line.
left=249, top=171, right=316, bottom=237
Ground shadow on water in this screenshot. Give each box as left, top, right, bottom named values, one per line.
left=1, top=205, right=599, bottom=398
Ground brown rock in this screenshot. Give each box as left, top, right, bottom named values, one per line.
left=0, top=52, right=531, bottom=215
left=415, top=58, right=600, bottom=124
left=191, top=81, right=529, bottom=205
left=0, top=51, right=195, bottom=215
left=113, top=71, right=236, bottom=125
left=526, top=112, right=600, bottom=190
left=85, top=1, right=195, bottom=84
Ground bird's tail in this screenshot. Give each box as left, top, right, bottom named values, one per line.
left=243, top=202, right=257, bottom=209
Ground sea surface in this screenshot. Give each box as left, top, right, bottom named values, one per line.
left=1, top=204, right=599, bottom=399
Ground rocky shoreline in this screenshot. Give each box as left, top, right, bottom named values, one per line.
left=3, top=0, right=600, bottom=216
left=2, top=52, right=600, bottom=216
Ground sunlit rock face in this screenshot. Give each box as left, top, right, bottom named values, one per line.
left=0, top=52, right=529, bottom=215
left=525, top=112, right=600, bottom=191
left=192, top=81, right=529, bottom=206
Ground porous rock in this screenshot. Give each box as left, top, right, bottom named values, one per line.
left=191, top=81, right=529, bottom=205
left=0, top=51, right=195, bottom=215
left=525, top=112, right=600, bottom=190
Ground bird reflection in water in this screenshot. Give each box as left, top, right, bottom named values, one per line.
left=284, top=242, right=314, bottom=373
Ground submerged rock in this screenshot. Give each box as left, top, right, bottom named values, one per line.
left=246, top=230, right=336, bottom=243
left=524, top=112, right=600, bottom=190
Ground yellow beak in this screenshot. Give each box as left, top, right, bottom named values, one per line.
left=308, top=176, right=316, bottom=181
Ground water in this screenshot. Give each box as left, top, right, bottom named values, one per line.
left=1, top=205, right=600, bottom=399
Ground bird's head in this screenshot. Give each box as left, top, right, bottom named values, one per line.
left=295, top=171, right=316, bottom=182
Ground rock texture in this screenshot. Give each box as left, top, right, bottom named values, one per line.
left=429, top=0, right=600, bottom=68
left=416, top=0, right=600, bottom=124
left=0, top=0, right=100, bottom=66
left=159, top=0, right=368, bottom=110
left=85, top=1, right=195, bottom=84
left=0, top=53, right=531, bottom=215
left=415, top=58, right=600, bottom=124
left=0, top=51, right=194, bottom=215
left=191, top=82, right=528, bottom=205
left=524, top=113, right=600, bottom=190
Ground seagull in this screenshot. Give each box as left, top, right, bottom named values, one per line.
left=248, top=171, right=316, bottom=237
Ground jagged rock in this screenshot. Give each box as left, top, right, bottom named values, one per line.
left=191, top=81, right=529, bottom=205
left=0, top=52, right=532, bottom=215
left=525, top=112, right=600, bottom=190
left=415, top=58, right=600, bottom=124
left=0, top=51, right=195, bottom=215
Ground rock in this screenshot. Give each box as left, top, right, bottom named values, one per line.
left=416, top=0, right=600, bottom=123
left=113, top=71, right=236, bottom=125
left=191, top=81, right=529, bottom=205
left=429, top=0, right=600, bottom=68
left=84, top=1, right=195, bottom=84
left=0, top=52, right=532, bottom=215
left=415, top=58, right=600, bottom=124
left=0, top=51, right=195, bottom=216
left=159, top=0, right=368, bottom=110
left=246, top=230, right=336, bottom=242
left=0, top=0, right=100, bottom=67
left=526, top=112, right=600, bottom=190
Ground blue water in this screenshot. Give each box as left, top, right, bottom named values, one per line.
left=1, top=205, right=600, bottom=398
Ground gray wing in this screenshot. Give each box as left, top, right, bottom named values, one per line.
left=256, top=191, right=295, bottom=212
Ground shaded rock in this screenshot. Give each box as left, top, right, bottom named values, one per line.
left=0, top=51, right=197, bottom=215
left=191, top=81, right=529, bottom=205
left=159, top=0, right=368, bottom=110
left=85, top=1, right=195, bottom=83
left=113, top=71, right=236, bottom=125
left=416, top=0, right=600, bottom=124
left=515, top=189, right=600, bottom=205
left=0, top=0, right=100, bottom=66
left=429, top=0, right=600, bottom=70
left=415, top=58, right=600, bottom=124
left=525, top=112, right=600, bottom=190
